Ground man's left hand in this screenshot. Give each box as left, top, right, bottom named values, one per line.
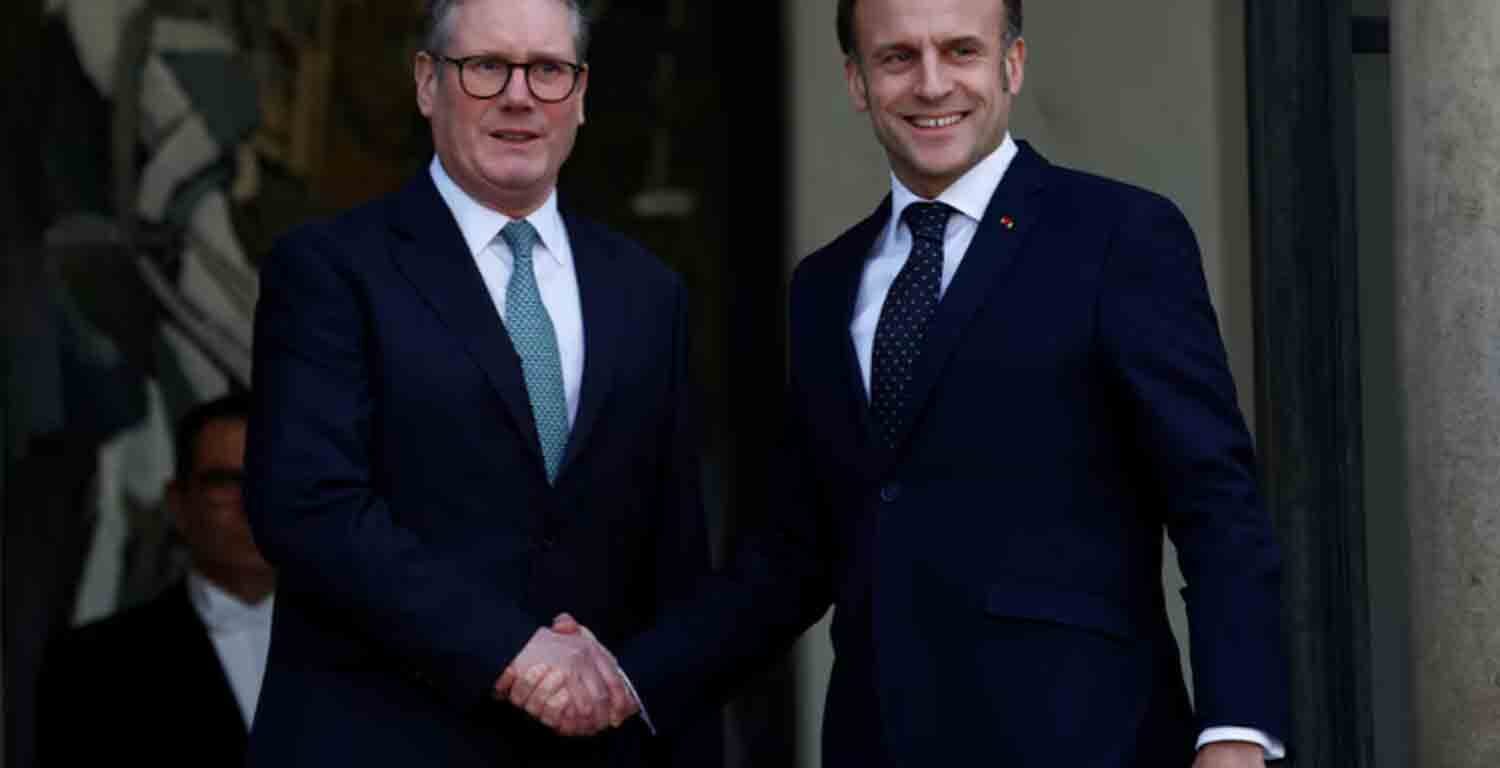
left=1194, top=741, right=1266, bottom=768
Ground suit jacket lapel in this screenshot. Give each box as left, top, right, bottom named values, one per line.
left=557, top=212, right=620, bottom=478
left=836, top=197, right=893, bottom=456
left=166, top=584, right=248, bottom=740
left=878, top=142, right=1050, bottom=464
left=388, top=173, right=546, bottom=473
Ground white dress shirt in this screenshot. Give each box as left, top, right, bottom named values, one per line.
left=185, top=570, right=273, bottom=727
left=850, top=134, right=1284, bottom=761
left=430, top=157, right=584, bottom=426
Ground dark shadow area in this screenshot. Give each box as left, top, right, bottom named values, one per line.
left=1245, top=1, right=1374, bottom=766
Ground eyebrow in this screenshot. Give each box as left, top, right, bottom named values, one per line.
left=940, top=35, right=989, bottom=50
left=869, top=41, right=917, bottom=58
left=869, top=34, right=990, bottom=57
left=450, top=47, right=576, bottom=61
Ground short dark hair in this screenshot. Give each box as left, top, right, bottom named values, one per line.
left=421, top=0, right=591, bottom=61
left=836, top=0, right=1022, bottom=58
left=174, top=392, right=251, bottom=480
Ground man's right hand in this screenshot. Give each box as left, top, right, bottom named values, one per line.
left=492, top=615, right=629, bottom=736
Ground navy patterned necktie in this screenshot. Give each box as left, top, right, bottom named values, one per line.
left=870, top=201, right=952, bottom=447
left=498, top=219, right=569, bottom=484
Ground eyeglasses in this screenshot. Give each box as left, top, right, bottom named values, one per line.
left=429, top=52, right=586, bottom=103
left=190, top=468, right=244, bottom=502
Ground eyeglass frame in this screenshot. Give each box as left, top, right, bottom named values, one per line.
left=426, top=52, right=587, bottom=103
left=186, top=467, right=245, bottom=504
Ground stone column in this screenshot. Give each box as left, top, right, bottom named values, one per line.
left=1391, top=3, right=1500, bottom=765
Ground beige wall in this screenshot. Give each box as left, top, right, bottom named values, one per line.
left=785, top=2, right=1255, bottom=765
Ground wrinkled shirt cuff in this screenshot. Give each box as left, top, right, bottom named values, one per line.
left=1197, top=726, right=1286, bottom=760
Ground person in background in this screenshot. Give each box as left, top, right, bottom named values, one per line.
left=37, top=392, right=274, bottom=767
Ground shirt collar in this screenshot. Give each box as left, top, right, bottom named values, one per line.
left=888, top=132, right=1018, bottom=239
left=428, top=155, right=569, bottom=268
left=186, top=569, right=274, bottom=633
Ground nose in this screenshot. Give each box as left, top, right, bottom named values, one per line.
left=497, top=64, right=534, bottom=107
left=915, top=50, right=954, bottom=101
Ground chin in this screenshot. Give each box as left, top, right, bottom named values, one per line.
left=900, top=147, right=966, bottom=174
left=479, top=153, right=545, bottom=176
left=482, top=170, right=547, bottom=195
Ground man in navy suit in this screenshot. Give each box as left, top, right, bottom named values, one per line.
left=242, top=0, right=718, bottom=764
left=535, top=0, right=1292, bottom=765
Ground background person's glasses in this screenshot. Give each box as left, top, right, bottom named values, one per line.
left=429, top=52, right=585, bottom=103
left=190, top=468, right=244, bottom=502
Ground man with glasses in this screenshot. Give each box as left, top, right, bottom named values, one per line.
left=38, top=393, right=274, bottom=767
left=242, top=0, right=719, bottom=765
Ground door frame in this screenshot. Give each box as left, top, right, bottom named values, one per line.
left=1244, top=2, right=1374, bottom=766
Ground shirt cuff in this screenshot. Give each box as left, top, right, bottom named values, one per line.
left=1197, top=726, right=1286, bottom=760
left=615, top=664, right=656, bottom=735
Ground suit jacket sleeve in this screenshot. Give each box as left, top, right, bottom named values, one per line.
left=246, top=224, right=536, bottom=706
left=618, top=266, right=836, bottom=738
left=1098, top=193, right=1289, bottom=740
left=643, top=280, right=724, bottom=766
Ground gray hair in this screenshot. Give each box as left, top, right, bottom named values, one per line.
left=423, top=0, right=591, bottom=61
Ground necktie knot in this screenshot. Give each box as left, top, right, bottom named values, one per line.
left=500, top=219, right=541, bottom=261
left=901, top=201, right=952, bottom=244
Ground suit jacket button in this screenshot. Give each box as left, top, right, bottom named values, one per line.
left=880, top=483, right=901, bottom=503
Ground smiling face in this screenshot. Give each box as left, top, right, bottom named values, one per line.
left=846, top=0, right=1024, bottom=198
left=416, top=0, right=587, bottom=216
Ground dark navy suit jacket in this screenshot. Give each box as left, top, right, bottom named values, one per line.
left=244, top=172, right=720, bottom=767
left=620, top=141, right=1288, bottom=767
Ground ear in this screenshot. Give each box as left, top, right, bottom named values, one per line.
left=574, top=66, right=588, bottom=126
left=415, top=50, right=438, bottom=117
left=1004, top=37, right=1026, bottom=95
left=845, top=55, right=870, bottom=113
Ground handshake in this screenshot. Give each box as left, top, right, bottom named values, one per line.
left=492, top=613, right=641, bottom=737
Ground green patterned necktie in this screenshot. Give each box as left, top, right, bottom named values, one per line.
left=499, top=219, right=569, bottom=484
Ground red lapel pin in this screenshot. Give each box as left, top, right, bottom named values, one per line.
left=1000, top=215, right=1016, bottom=230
